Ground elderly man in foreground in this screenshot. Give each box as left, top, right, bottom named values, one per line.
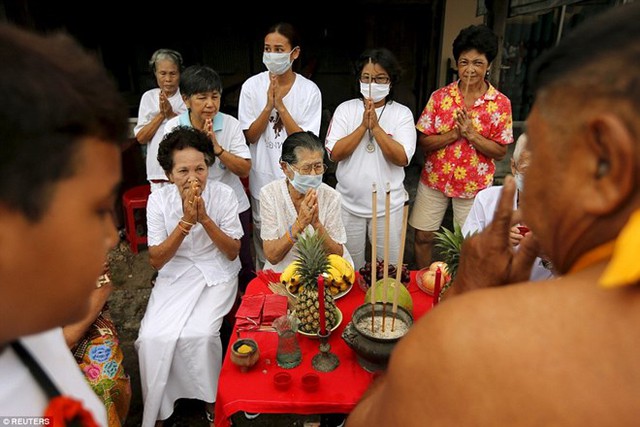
left=346, top=3, right=640, bottom=426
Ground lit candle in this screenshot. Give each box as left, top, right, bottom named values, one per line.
left=318, top=274, right=326, bottom=335
left=433, top=267, right=442, bottom=307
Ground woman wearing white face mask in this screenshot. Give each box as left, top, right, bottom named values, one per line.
left=238, top=22, right=322, bottom=270
left=259, top=131, right=352, bottom=272
left=325, top=48, right=416, bottom=270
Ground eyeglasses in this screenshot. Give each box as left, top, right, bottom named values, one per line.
left=360, top=74, right=390, bottom=85
left=288, top=162, right=327, bottom=175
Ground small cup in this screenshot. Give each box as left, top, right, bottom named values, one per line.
left=273, top=372, right=292, bottom=391
left=301, top=372, right=319, bottom=392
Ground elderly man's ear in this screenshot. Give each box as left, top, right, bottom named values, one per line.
left=582, top=113, right=635, bottom=216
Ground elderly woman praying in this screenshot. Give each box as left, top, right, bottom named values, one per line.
left=259, top=131, right=353, bottom=272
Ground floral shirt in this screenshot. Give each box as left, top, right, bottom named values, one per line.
left=416, top=80, right=513, bottom=198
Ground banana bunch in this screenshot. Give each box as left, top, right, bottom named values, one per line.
left=280, top=261, right=302, bottom=294
left=280, top=255, right=356, bottom=297
left=326, top=254, right=356, bottom=296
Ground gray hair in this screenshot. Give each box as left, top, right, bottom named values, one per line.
left=512, top=133, right=528, bottom=164
left=148, top=48, right=183, bottom=73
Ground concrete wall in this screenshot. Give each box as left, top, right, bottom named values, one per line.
left=439, top=0, right=485, bottom=87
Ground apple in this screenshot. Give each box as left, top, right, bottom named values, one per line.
left=429, top=261, right=451, bottom=282
left=421, top=270, right=437, bottom=293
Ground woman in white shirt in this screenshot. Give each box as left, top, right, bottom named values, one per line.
left=325, top=48, right=416, bottom=270
left=164, top=65, right=254, bottom=293
left=136, top=126, right=243, bottom=427
left=238, top=22, right=322, bottom=269
left=260, top=131, right=352, bottom=272
left=134, top=49, right=188, bottom=192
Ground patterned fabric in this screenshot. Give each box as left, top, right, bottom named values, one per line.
left=416, top=80, right=513, bottom=198
left=72, top=310, right=131, bottom=427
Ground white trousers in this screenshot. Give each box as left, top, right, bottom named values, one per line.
left=341, top=207, right=405, bottom=271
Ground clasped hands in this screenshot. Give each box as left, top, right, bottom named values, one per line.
left=266, top=75, right=286, bottom=112
left=182, top=179, right=209, bottom=225
left=361, top=98, right=381, bottom=132
left=159, top=91, right=174, bottom=119
left=454, top=176, right=542, bottom=294
left=296, top=189, right=320, bottom=232
left=452, top=108, right=473, bottom=141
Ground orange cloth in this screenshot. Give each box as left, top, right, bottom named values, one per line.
left=600, top=209, right=640, bottom=288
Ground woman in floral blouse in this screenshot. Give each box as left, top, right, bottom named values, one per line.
left=409, top=24, right=513, bottom=268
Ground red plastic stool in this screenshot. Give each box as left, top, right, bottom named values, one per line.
left=122, top=184, right=151, bottom=254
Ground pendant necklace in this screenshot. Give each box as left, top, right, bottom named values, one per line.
left=366, top=103, right=387, bottom=153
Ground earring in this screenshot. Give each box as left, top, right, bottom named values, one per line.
left=597, top=160, right=610, bottom=178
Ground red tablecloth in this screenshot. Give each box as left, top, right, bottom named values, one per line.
left=214, top=271, right=434, bottom=427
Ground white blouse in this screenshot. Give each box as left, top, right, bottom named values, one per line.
left=147, top=181, right=243, bottom=287
left=259, top=179, right=351, bottom=272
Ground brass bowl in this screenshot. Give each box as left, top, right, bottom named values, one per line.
left=230, top=338, right=260, bottom=373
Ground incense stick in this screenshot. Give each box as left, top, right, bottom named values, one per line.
left=368, top=57, right=372, bottom=136
left=381, top=182, right=391, bottom=332
left=371, top=183, right=377, bottom=333
left=462, top=72, right=471, bottom=110
left=391, top=200, right=410, bottom=331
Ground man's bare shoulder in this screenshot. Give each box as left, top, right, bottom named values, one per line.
left=351, top=273, right=640, bottom=426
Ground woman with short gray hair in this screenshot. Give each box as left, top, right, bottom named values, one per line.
left=134, top=48, right=188, bottom=192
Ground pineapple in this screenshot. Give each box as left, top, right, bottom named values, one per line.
left=294, top=229, right=338, bottom=334
left=433, top=222, right=466, bottom=281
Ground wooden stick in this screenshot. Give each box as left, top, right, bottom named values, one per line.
left=392, top=200, right=410, bottom=331
left=371, top=183, right=377, bottom=333
left=381, top=183, right=391, bottom=332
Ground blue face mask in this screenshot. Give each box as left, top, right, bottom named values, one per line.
left=514, top=172, right=525, bottom=192
left=288, top=169, right=323, bottom=194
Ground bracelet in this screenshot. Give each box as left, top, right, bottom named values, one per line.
left=180, top=218, right=196, bottom=227
left=214, top=147, right=225, bottom=157
left=177, top=223, right=190, bottom=236
left=287, top=225, right=297, bottom=244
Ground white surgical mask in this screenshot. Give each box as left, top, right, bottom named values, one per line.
left=262, top=48, right=297, bottom=75
left=514, top=172, right=525, bottom=192
left=288, top=170, right=323, bottom=194
left=360, top=82, right=390, bottom=103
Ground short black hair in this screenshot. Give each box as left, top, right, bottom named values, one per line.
left=355, top=48, right=403, bottom=103
left=280, top=131, right=324, bottom=165
left=180, top=65, right=223, bottom=97
left=0, top=23, right=128, bottom=221
left=266, top=22, right=300, bottom=49
left=531, top=2, right=640, bottom=112
left=452, top=24, right=499, bottom=64
left=157, top=126, right=215, bottom=174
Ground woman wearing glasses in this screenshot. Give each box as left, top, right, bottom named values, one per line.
left=259, top=131, right=352, bottom=272
left=325, top=48, right=416, bottom=270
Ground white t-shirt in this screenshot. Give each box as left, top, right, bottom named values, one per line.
left=462, top=186, right=555, bottom=282
left=325, top=99, right=416, bottom=217
left=238, top=71, right=322, bottom=200
left=0, top=328, right=108, bottom=425
left=165, top=112, right=252, bottom=212
left=259, top=179, right=351, bottom=272
left=147, top=181, right=243, bottom=287
left=135, top=88, right=188, bottom=181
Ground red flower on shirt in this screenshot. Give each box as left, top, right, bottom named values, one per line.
left=44, top=395, right=99, bottom=427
